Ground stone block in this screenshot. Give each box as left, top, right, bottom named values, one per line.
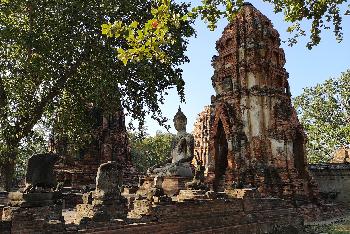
left=225, top=188, right=260, bottom=199
left=177, top=189, right=208, bottom=202
left=7, top=192, right=55, bottom=207
left=162, top=177, right=191, bottom=196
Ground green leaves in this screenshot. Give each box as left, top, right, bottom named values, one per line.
left=102, top=1, right=181, bottom=65
left=1, top=0, right=194, bottom=187
left=264, top=0, right=348, bottom=48
left=102, top=0, right=246, bottom=65
left=102, top=23, right=113, bottom=37
left=129, top=131, right=174, bottom=172
left=103, top=0, right=349, bottom=65
left=293, top=70, right=350, bottom=163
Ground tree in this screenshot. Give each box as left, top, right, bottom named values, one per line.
left=0, top=0, right=194, bottom=190
left=103, top=0, right=350, bottom=64
left=14, top=126, right=47, bottom=186
left=293, top=70, right=350, bottom=163
left=129, top=131, right=173, bottom=173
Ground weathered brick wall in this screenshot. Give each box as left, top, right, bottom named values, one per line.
left=1, top=204, right=64, bottom=234
left=309, top=164, right=350, bottom=204
left=1, top=197, right=305, bottom=233
left=193, top=106, right=212, bottom=173
left=81, top=198, right=304, bottom=234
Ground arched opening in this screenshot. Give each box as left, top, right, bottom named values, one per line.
left=214, top=120, right=228, bottom=191
left=293, top=131, right=306, bottom=177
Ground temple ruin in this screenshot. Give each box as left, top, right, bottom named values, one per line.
left=194, top=3, right=318, bottom=199
left=0, top=3, right=347, bottom=234
left=54, top=109, right=139, bottom=190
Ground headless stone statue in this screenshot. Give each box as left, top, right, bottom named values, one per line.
left=147, top=107, right=194, bottom=177
left=75, top=161, right=127, bottom=223
left=95, top=161, right=122, bottom=198
left=24, top=153, right=60, bottom=192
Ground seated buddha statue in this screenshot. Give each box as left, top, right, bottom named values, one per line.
left=147, top=107, right=194, bottom=178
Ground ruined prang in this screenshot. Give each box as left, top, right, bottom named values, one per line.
left=193, top=106, right=211, bottom=175
left=54, top=109, right=140, bottom=189
left=194, top=3, right=318, bottom=199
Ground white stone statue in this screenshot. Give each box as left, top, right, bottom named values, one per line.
left=147, top=107, right=194, bottom=177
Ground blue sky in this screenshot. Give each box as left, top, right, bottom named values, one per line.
left=137, top=0, right=350, bottom=135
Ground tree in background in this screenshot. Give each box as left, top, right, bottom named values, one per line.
left=294, top=70, right=350, bottom=163
left=0, top=0, right=194, bottom=190
left=129, top=131, right=173, bottom=173
left=103, top=0, right=350, bottom=64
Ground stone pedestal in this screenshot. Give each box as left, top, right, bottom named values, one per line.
left=177, top=189, right=208, bottom=202
left=2, top=192, right=64, bottom=233
left=75, top=161, right=127, bottom=223
left=161, top=177, right=192, bottom=196
left=138, top=176, right=192, bottom=196
left=137, top=177, right=155, bottom=196
left=75, top=191, right=127, bottom=223
left=128, top=193, right=172, bottom=221
left=128, top=197, right=153, bottom=220
left=225, top=188, right=260, bottom=199
left=6, top=191, right=57, bottom=207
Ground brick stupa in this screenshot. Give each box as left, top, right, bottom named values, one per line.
left=54, top=110, right=139, bottom=190
left=194, top=3, right=318, bottom=200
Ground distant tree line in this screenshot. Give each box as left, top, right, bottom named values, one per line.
left=129, top=131, right=173, bottom=173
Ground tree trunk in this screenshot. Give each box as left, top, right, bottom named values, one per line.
left=0, top=152, right=16, bottom=192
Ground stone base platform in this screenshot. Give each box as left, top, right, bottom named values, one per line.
left=125, top=197, right=304, bottom=233
left=75, top=191, right=127, bottom=224
left=225, top=188, right=260, bottom=199
left=162, top=177, right=191, bottom=196
left=177, top=189, right=208, bottom=202
left=1, top=192, right=64, bottom=233
left=138, top=176, right=192, bottom=196
left=6, top=192, right=58, bottom=207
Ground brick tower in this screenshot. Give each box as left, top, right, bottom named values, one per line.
left=196, top=3, right=318, bottom=200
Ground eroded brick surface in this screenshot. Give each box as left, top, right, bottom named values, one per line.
left=54, top=110, right=139, bottom=190
left=193, top=3, right=318, bottom=199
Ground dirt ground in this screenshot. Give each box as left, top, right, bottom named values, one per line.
left=305, top=214, right=350, bottom=234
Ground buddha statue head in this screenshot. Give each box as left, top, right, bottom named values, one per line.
left=173, top=106, right=187, bottom=133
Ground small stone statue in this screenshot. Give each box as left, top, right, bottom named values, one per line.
left=147, top=107, right=194, bottom=177
left=24, top=153, right=60, bottom=192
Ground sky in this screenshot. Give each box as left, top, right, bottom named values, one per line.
left=134, top=0, right=350, bottom=135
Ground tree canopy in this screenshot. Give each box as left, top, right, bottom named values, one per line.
left=1, top=0, right=349, bottom=188
left=0, top=0, right=194, bottom=189
left=294, top=70, right=350, bottom=163
left=103, top=0, right=350, bottom=64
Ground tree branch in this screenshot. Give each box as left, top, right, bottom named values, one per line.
left=14, top=50, right=91, bottom=144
